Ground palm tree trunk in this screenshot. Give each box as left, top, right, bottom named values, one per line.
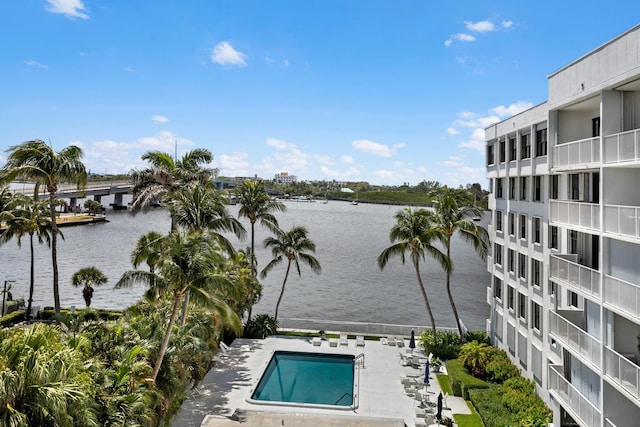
left=445, top=238, right=464, bottom=342
left=414, top=260, right=437, bottom=345
left=179, top=293, right=189, bottom=326
left=247, top=220, right=256, bottom=322
left=49, top=192, right=60, bottom=314
left=274, top=261, right=292, bottom=323
left=152, top=293, right=183, bottom=382
left=27, top=233, right=35, bottom=321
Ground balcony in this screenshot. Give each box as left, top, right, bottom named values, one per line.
left=603, top=128, right=640, bottom=164
left=550, top=254, right=601, bottom=299
left=549, top=310, right=601, bottom=369
left=548, top=364, right=602, bottom=427
left=553, top=136, right=600, bottom=171
left=550, top=199, right=600, bottom=232
left=604, top=346, right=640, bottom=403
left=603, top=275, right=640, bottom=321
left=603, top=204, right=640, bottom=242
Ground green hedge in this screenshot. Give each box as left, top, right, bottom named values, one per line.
left=468, top=386, right=512, bottom=427
left=37, top=308, right=123, bottom=321
left=0, top=310, right=26, bottom=328
left=446, top=359, right=490, bottom=398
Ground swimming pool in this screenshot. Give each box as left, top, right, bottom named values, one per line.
left=248, top=351, right=358, bottom=409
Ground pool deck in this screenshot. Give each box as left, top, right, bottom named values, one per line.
left=178, top=335, right=471, bottom=427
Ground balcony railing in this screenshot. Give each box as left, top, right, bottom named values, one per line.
left=604, top=204, right=640, bottom=241
left=548, top=364, right=602, bottom=427
left=549, top=310, right=601, bottom=369
left=603, top=275, right=640, bottom=320
left=604, top=346, right=640, bottom=402
left=550, top=199, right=600, bottom=232
left=550, top=254, right=601, bottom=299
left=603, top=128, right=640, bottom=164
left=553, top=136, right=600, bottom=170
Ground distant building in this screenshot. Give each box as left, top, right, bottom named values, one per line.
left=274, top=172, right=297, bottom=184
left=486, top=24, right=640, bottom=427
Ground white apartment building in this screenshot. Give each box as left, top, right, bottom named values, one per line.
left=486, top=25, right=640, bottom=427
left=274, top=171, right=297, bottom=184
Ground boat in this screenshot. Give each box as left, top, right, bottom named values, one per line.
left=472, top=215, right=481, bottom=221
left=351, top=200, right=358, bottom=206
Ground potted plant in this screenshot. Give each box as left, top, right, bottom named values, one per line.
left=431, top=357, right=443, bottom=373
left=319, top=330, right=326, bottom=340
left=439, top=416, right=454, bottom=427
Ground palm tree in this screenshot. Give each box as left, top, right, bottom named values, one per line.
left=115, top=231, right=242, bottom=382
left=237, top=179, right=286, bottom=319
left=130, top=148, right=214, bottom=232
left=434, top=187, right=488, bottom=341
left=131, top=231, right=165, bottom=302
left=260, top=225, right=321, bottom=322
left=377, top=208, right=451, bottom=343
left=71, top=266, right=108, bottom=307
left=0, top=140, right=86, bottom=314
left=0, top=194, right=55, bottom=320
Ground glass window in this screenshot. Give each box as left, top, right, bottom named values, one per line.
left=508, top=286, right=515, bottom=310
left=519, top=293, right=527, bottom=320
left=533, top=176, right=542, bottom=201
left=494, top=276, right=503, bottom=300
left=496, top=211, right=503, bottom=232
left=499, top=139, right=506, bottom=163
left=509, top=137, right=517, bottom=161
left=508, top=249, right=515, bottom=273
left=509, top=213, right=516, bottom=236
left=520, top=214, right=527, bottom=240
left=494, top=243, right=503, bottom=265
left=550, top=175, right=559, bottom=199
left=487, top=144, right=495, bottom=166
left=531, top=301, right=541, bottom=331
left=520, top=134, right=531, bottom=159
left=520, top=177, right=528, bottom=201
left=535, top=128, right=547, bottom=157
left=509, top=178, right=517, bottom=200
left=519, top=253, right=527, bottom=279
left=550, top=226, right=558, bottom=249
left=497, top=178, right=504, bottom=198
left=533, top=217, right=541, bottom=244
left=532, top=259, right=541, bottom=288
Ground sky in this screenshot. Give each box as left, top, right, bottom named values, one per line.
left=1, top=1, right=639, bottom=188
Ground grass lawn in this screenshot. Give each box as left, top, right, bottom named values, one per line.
left=453, top=401, right=484, bottom=427
left=436, top=374, right=453, bottom=394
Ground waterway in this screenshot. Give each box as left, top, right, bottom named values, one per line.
left=0, top=198, right=491, bottom=331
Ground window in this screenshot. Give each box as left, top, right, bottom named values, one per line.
left=520, top=214, right=527, bottom=240
left=499, top=139, right=506, bottom=163
left=494, top=243, right=503, bottom=265
left=520, top=133, right=531, bottom=159
left=496, top=210, right=503, bottom=232
left=569, top=291, right=579, bottom=308
left=520, top=177, right=528, bottom=201
left=533, top=176, right=542, bottom=201
left=531, top=301, right=541, bottom=331
left=508, top=286, right=515, bottom=311
left=519, top=293, right=527, bottom=320
left=550, top=226, right=558, bottom=249
left=508, top=249, right=515, bottom=273
left=569, top=230, right=578, bottom=254
left=509, top=177, right=517, bottom=200
left=535, top=128, right=547, bottom=157
left=494, top=276, right=503, bottom=300
left=532, top=259, right=541, bottom=288
left=550, top=175, right=559, bottom=199
left=487, top=144, right=495, bottom=166
left=496, top=178, right=504, bottom=198
left=518, top=253, right=527, bottom=279
left=509, top=213, right=516, bottom=236
left=570, top=173, right=580, bottom=200
left=533, top=217, right=541, bottom=244
left=509, top=137, right=517, bottom=161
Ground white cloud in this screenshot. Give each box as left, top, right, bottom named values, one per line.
left=314, top=154, right=335, bottom=165
left=46, top=0, right=88, bottom=19
left=210, top=41, right=247, bottom=66
left=136, top=131, right=195, bottom=151
left=490, top=101, right=533, bottom=118
left=24, top=60, right=48, bottom=68
left=151, top=115, right=169, bottom=124
left=217, top=152, right=251, bottom=177
left=352, top=139, right=398, bottom=157
left=446, top=127, right=459, bottom=135
left=320, top=165, right=361, bottom=179
left=341, top=155, right=355, bottom=164
left=445, top=33, right=475, bottom=47
left=120, top=65, right=134, bottom=72
left=263, top=138, right=309, bottom=175
left=266, top=137, right=295, bottom=150
left=283, top=59, right=290, bottom=67
left=465, top=21, right=496, bottom=32
left=502, top=21, right=513, bottom=29
left=458, top=128, right=487, bottom=152
left=439, top=158, right=464, bottom=167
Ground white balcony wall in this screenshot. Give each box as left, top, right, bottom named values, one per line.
left=603, top=129, right=640, bottom=164
left=548, top=365, right=602, bottom=427
left=549, top=310, right=601, bottom=369
left=550, top=254, right=601, bottom=298
left=602, top=168, right=640, bottom=206
left=550, top=200, right=600, bottom=232
left=604, top=347, right=640, bottom=402
left=553, top=136, right=600, bottom=170
left=607, top=239, right=640, bottom=287
left=603, top=275, right=640, bottom=320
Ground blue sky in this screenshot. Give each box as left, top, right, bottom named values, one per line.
left=2, top=1, right=638, bottom=187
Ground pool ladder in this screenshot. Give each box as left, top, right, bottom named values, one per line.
left=355, top=353, right=365, bottom=368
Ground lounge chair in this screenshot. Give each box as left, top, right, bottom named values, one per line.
left=339, top=333, right=348, bottom=346
left=380, top=336, right=388, bottom=345
left=356, top=335, right=365, bottom=347
left=396, top=338, right=405, bottom=347
left=312, top=337, right=322, bottom=346
left=388, top=336, right=396, bottom=346
left=329, top=338, right=338, bottom=347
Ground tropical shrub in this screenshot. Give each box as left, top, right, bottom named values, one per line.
left=459, top=340, right=490, bottom=377
left=446, top=358, right=489, bottom=398
left=468, top=386, right=512, bottom=427
left=419, top=329, right=462, bottom=359
left=244, top=314, right=278, bottom=339
left=501, top=377, right=552, bottom=425
left=464, top=330, right=490, bottom=344
left=0, top=309, right=25, bottom=328
left=485, top=347, right=520, bottom=383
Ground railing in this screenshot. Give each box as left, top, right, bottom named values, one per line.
left=354, top=353, right=365, bottom=368
left=549, top=254, right=601, bottom=299
left=604, top=204, right=640, bottom=241
left=603, top=275, right=640, bottom=320
left=605, top=419, right=618, bottom=427
left=604, top=347, right=640, bottom=402
left=549, top=310, right=601, bottom=369
left=550, top=199, right=600, bottom=231
left=548, top=364, right=602, bottom=427
left=603, top=128, right=640, bottom=164
left=277, top=318, right=458, bottom=336
left=553, top=136, right=600, bottom=170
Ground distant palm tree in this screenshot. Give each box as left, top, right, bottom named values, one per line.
left=130, top=148, right=214, bottom=232
left=0, top=140, right=86, bottom=314
left=0, top=194, right=55, bottom=320
left=260, top=225, right=321, bottom=322
left=237, top=179, right=285, bottom=320
left=434, top=187, right=488, bottom=341
left=377, top=208, right=451, bottom=343
left=71, top=266, right=108, bottom=307
left=131, top=230, right=165, bottom=302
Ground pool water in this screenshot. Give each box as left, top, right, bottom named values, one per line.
left=251, top=351, right=355, bottom=407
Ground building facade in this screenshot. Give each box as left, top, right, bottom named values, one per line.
left=486, top=25, right=640, bottom=427
left=274, top=172, right=297, bottom=184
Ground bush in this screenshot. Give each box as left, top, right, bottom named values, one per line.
left=468, top=386, right=512, bottom=427
left=244, top=314, right=278, bottom=339
left=446, top=358, right=489, bottom=398
left=464, top=330, right=490, bottom=344
left=36, top=308, right=123, bottom=321
left=0, top=310, right=25, bottom=328
left=419, top=330, right=462, bottom=360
